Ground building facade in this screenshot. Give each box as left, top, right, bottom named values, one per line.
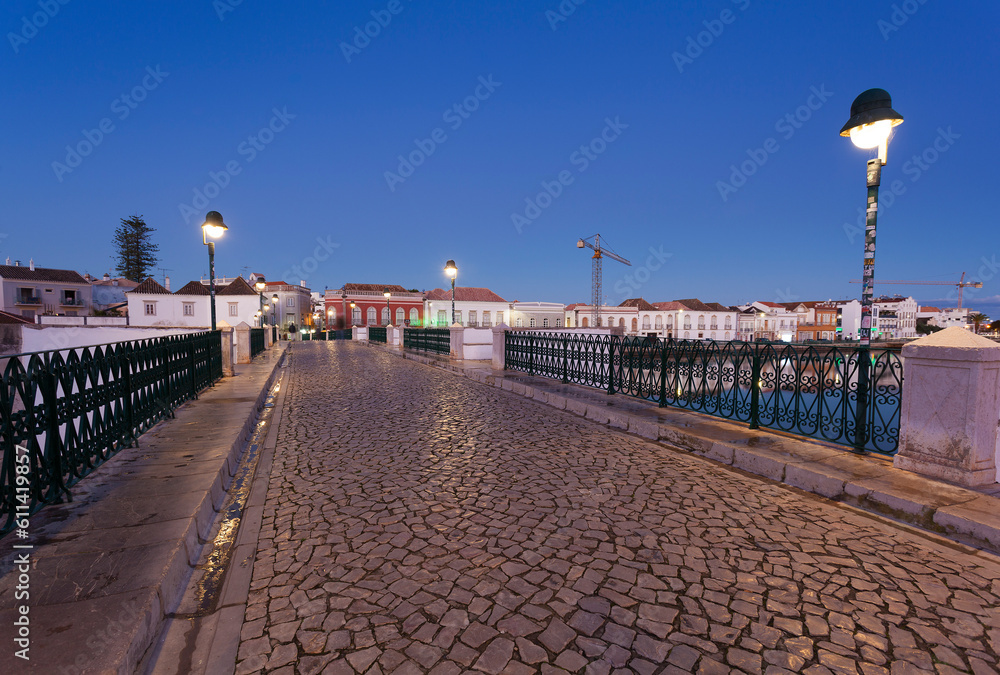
left=127, top=277, right=264, bottom=328
left=424, top=287, right=508, bottom=327
left=265, top=280, right=313, bottom=332
left=872, top=296, right=918, bottom=339
left=1, top=261, right=93, bottom=319
left=326, top=284, right=424, bottom=328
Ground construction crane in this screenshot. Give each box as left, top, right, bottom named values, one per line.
left=849, top=272, right=982, bottom=308
left=576, top=234, right=631, bottom=327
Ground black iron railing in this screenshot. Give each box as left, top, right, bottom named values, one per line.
left=328, top=330, right=352, bottom=340
left=404, top=328, right=451, bottom=355
left=369, top=327, right=388, bottom=343
left=0, top=332, right=223, bottom=535
left=250, top=327, right=265, bottom=357
left=505, top=333, right=903, bottom=455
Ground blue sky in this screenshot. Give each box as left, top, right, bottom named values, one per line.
left=3, top=0, right=998, bottom=316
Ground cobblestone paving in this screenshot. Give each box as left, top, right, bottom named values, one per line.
left=236, top=343, right=1000, bottom=675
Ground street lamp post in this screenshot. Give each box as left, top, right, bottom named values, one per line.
left=444, top=260, right=457, bottom=326
left=350, top=301, right=356, bottom=327
left=840, top=87, right=903, bottom=454
left=271, top=293, right=279, bottom=338
left=201, top=211, right=228, bottom=331
left=255, top=276, right=267, bottom=327
left=341, top=292, right=348, bottom=331
left=383, top=288, right=391, bottom=326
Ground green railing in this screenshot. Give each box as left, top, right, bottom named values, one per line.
left=505, top=333, right=903, bottom=455
left=0, top=331, right=223, bottom=535
left=403, top=328, right=451, bottom=355
left=250, top=327, right=265, bottom=357
left=369, top=327, right=388, bottom=343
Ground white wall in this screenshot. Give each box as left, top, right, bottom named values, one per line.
left=128, top=294, right=262, bottom=328
left=19, top=326, right=206, bottom=355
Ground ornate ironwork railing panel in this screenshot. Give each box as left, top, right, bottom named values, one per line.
left=504, top=332, right=902, bottom=455
left=0, top=331, right=223, bottom=535
left=368, top=327, right=388, bottom=344
left=250, top=328, right=265, bottom=358
left=403, top=329, right=451, bottom=355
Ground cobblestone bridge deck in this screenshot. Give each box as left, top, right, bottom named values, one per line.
left=234, top=342, right=1000, bottom=675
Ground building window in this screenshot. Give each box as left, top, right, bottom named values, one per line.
left=582, top=317, right=588, bottom=327
left=556, top=318, right=562, bottom=327
left=455, top=310, right=463, bottom=325
left=352, top=307, right=361, bottom=324
left=607, top=316, right=614, bottom=327
left=286, top=297, right=295, bottom=307
left=469, top=310, right=477, bottom=326
left=667, top=315, right=674, bottom=328
left=382, top=307, right=390, bottom=325
left=409, top=308, right=419, bottom=326
left=396, top=308, right=405, bottom=324
left=619, top=318, right=625, bottom=328
left=530, top=318, right=536, bottom=328
left=229, top=303, right=239, bottom=317
left=642, top=316, right=651, bottom=330
left=725, top=316, right=732, bottom=329
left=496, top=311, right=504, bottom=325
left=631, top=318, right=638, bottom=332
left=483, top=311, right=491, bottom=326
left=145, top=302, right=156, bottom=316
left=654, top=315, right=663, bottom=329
left=683, top=316, right=691, bottom=330
left=710, top=315, right=718, bottom=329
left=517, top=318, right=523, bottom=327
left=367, top=307, right=376, bottom=325
left=543, top=318, right=549, bottom=327
left=183, top=303, right=194, bottom=316
left=698, top=316, right=706, bottom=329
left=437, top=310, right=447, bottom=326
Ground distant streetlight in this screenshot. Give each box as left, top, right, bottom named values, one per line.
left=350, top=301, right=356, bottom=326
left=444, top=260, right=458, bottom=325
left=201, top=211, right=228, bottom=330
left=271, top=293, right=279, bottom=336
left=255, top=276, right=267, bottom=327
left=383, top=288, right=391, bottom=326
left=840, top=87, right=903, bottom=453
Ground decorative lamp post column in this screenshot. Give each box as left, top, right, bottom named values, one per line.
left=271, top=293, right=279, bottom=337
left=341, top=292, right=348, bottom=330
left=840, top=87, right=903, bottom=453
left=349, top=301, right=356, bottom=326
left=201, top=211, right=228, bottom=331
left=383, top=288, right=391, bottom=326
left=444, top=260, right=458, bottom=326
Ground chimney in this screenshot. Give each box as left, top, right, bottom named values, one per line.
left=103, top=273, right=110, bottom=281
left=301, top=280, right=306, bottom=287
left=29, top=258, right=34, bottom=271
left=14, top=260, right=20, bottom=266
left=4, top=257, right=9, bottom=265
left=165, top=276, right=171, bottom=291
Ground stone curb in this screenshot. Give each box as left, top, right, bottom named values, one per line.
left=370, top=342, right=1000, bottom=557
left=0, top=344, right=288, bottom=674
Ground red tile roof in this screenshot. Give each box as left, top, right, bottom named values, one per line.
left=344, top=283, right=410, bottom=293
left=174, top=281, right=211, bottom=296
left=0, top=265, right=88, bottom=284
left=618, top=298, right=656, bottom=311
left=0, top=310, right=33, bottom=324
left=919, top=306, right=941, bottom=313
left=652, top=301, right=685, bottom=311
left=218, top=277, right=259, bottom=296
left=425, top=287, right=507, bottom=302
left=127, top=278, right=171, bottom=294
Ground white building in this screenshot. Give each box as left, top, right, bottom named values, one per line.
left=917, top=306, right=970, bottom=330
left=127, top=277, right=263, bottom=328
left=831, top=299, right=863, bottom=340
left=741, top=302, right=798, bottom=342
left=509, top=302, right=566, bottom=329
left=424, top=287, right=509, bottom=327
left=264, top=280, right=312, bottom=332
left=872, top=296, right=918, bottom=339
left=564, top=303, right=636, bottom=331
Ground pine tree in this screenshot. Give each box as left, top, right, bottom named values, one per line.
left=113, top=214, right=160, bottom=282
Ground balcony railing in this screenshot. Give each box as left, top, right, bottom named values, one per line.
left=60, top=298, right=84, bottom=306
left=16, top=296, right=40, bottom=305
left=505, top=333, right=903, bottom=455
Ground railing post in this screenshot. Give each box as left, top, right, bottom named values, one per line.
left=123, top=343, right=136, bottom=445
left=42, top=355, right=68, bottom=504
left=853, top=347, right=870, bottom=454
left=607, top=336, right=616, bottom=396
left=659, top=341, right=667, bottom=407
left=528, top=333, right=535, bottom=376
left=749, top=345, right=761, bottom=430
left=562, top=334, right=569, bottom=384
left=189, top=335, right=198, bottom=399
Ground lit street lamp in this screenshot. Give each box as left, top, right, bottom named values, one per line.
left=840, top=87, right=903, bottom=453
left=201, top=211, right=228, bottom=331
left=383, top=288, right=391, bottom=326
left=255, top=276, right=267, bottom=327
left=271, top=293, right=279, bottom=337
left=444, top=259, right=458, bottom=326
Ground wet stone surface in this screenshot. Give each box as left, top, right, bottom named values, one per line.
left=236, top=343, right=1000, bottom=674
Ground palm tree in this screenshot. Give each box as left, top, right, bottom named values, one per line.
left=968, top=312, right=989, bottom=333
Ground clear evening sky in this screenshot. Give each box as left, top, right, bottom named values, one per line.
left=2, top=1, right=998, bottom=315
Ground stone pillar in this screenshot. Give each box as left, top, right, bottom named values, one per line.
left=491, top=324, right=509, bottom=370
left=235, top=322, right=251, bottom=364
left=894, top=327, right=1000, bottom=487
left=264, top=324, right=272, bottom=349
left=220, top=327, right=235, bottom=377
left=449, top=325, right=464, bottom=360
